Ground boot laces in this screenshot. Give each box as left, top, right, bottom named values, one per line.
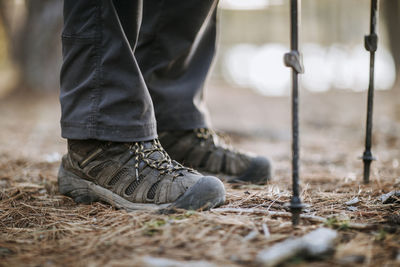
left=194, top=128, right=232, bottom=150
left=129, top=139, right=194, bottom=179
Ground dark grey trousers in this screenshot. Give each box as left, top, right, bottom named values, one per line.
left=60, top=0, right=218, bottom=142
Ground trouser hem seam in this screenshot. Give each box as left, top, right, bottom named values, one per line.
left=61, top=122, right=158, bottom=142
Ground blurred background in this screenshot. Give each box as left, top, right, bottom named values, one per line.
left=0, top=0, right=399, bottom=96
left=217, top=0, right=399, bottom=95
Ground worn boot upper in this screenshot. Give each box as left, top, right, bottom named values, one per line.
left=63, top=139, right=206, bottom=204
left=159, top=129, right=272, bottom=184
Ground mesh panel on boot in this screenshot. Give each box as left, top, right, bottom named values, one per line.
left=147, top=181, right=160, bottom=200
left=125, top=175, right=143, bottom=195
left=108, top=168, right=130, bottom=186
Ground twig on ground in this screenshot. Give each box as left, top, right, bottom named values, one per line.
left=211, top=208, right=375, bottom=230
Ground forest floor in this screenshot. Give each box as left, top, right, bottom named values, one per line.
left=0, top=83, right=399, bottom=267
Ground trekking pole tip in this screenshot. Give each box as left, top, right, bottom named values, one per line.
left=288, top=196, right=306, bottom=226
left=361, top=150, right=376, bottom=184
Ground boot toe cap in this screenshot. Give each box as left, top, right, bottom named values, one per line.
left=170, top=176, right=226, bottom=210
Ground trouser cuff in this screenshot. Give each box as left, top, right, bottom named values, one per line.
left=61, top=122, right=158, bottom=142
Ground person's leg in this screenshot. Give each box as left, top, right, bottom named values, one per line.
left=136, top=0, right=218, bottom=131
left=58, top=0, right=225, bottom=210
left=136, top=0, right=271, bottom=184
left=60, top=0, right=155, bottom=142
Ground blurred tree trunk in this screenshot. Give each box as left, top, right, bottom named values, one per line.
left=0, top=0, right=62, bottom=92
left=382, top=0, right=400, bottom=89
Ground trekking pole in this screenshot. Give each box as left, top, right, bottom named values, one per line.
left=362, top=0, right=378, bottom=184
left=284, top=0, right=304, bottom=226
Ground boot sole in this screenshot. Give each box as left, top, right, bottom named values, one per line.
left=58, top=165, right=226, bottom=212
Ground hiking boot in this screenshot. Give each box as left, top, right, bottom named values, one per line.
left=159, top=128, right=271, bottom=184
left=58, top=139, right=226, bottom=211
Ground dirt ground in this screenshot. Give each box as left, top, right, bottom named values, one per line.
left=0, top=83, right=399, bottom=267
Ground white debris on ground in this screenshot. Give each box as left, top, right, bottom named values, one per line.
left=345, top=197, right=360, bottom=206
left=380, top=191, right=400, bottom=204
left=256, top=228, right=338, bottom=267
left=346, top=206, right=358, bottom=212
left=141, top=256, right=218, bottom=267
